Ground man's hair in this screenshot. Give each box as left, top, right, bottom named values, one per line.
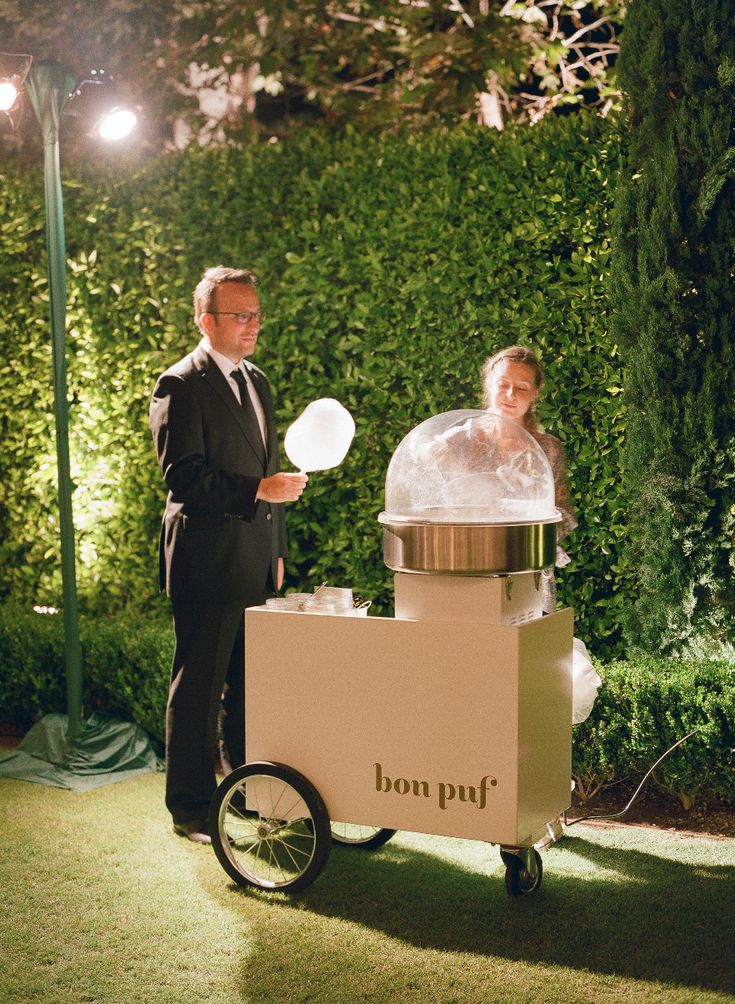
left=193, top=266, right=258, bottom=331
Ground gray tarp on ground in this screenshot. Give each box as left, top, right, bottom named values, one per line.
left=0, top=712, right=163, bottom=790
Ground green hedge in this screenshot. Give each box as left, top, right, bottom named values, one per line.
left=0, top=115, right=628, bottom=656
left=572, top=657, right=735, bottom=808
left=0, top=603, right=171, bottom=742
left=1, top=605, right=732, bottom=808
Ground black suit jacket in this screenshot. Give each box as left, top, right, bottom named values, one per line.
left=149, top=343, right=286, bottom=605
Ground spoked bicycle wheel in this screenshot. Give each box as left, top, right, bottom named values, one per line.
left=330, top=822, right=397, bottom=849
left=209, top=761, right=331, bottom=892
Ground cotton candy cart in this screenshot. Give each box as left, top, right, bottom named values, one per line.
left=208, top=411, right=574, bottom=897
left=209, top=575, right=571, bottom=896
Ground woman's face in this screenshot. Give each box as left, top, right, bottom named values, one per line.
left=486, top=360, right=539, bottom=425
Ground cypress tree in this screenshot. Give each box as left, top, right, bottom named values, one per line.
left=611, top=0, right=735, bottom=655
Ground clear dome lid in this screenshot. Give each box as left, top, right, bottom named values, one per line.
left=381, top=410, right=558, bottom=524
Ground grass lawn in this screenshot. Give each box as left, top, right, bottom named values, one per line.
left=1, top=750, right=733, bottom=1004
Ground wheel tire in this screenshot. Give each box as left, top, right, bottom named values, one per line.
left=330, top=823, right=397, bottom=849
left=209, top=761, right=330, bottom=892
left=504, top=849, right=543, bottom=897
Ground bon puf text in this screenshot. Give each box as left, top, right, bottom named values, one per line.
left=375, top=762, right=497, bottom=810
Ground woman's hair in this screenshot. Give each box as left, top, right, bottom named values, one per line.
left=481, top=344, right=545, bottom=432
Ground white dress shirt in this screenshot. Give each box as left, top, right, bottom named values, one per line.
left=200, top=338, right=268, bottom=448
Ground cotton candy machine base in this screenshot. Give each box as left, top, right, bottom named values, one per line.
left=379, top=514, right=558, bottom=574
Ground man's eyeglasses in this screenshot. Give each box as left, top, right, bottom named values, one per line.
left=208, top=310, right=265, bottom=324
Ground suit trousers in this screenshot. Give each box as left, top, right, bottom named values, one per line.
left=165, top=598, right=248, bottom=824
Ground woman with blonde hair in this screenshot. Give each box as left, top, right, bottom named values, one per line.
left=481, top=345, right=577, bottom=612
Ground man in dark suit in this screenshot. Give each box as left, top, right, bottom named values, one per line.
left=149, top=266, right=307, bottom=842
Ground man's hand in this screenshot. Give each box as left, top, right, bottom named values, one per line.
left=256, top=472, right=308, bottom=503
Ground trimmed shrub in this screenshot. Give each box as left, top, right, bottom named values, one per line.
left=573, top=656, right=735, bottom=807
left=1, top=604, right=733, bottom=807
left=0, top=604, right=171, bottom=740
left=0, top=605, right=66, bottom=730
left=81, top=605, right=172, bottom=741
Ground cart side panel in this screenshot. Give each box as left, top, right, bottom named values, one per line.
left=516, top=608, right=573, bottom=845
left=245, top=610, right=522, bottom=844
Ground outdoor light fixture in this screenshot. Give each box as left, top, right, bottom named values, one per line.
left=0, top=51, right=32, bottom=114
left=65, top=68, right=138, bottom=140
left=0, top=80, right=19, bottom=111
left=96, top=107, right=137, bottom=140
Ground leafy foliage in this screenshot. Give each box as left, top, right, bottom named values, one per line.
left=0, top=605, right=66, bottom=729
left=0, top=0, right=626, bottom=158
left=573, top=656, right=735, bottom=808
left=0, top=117, right=629, bottom=655
left=501, top=0, right=627, bottom=122
left=0, top=603, right=171, bottom=740
left=610, top=0, right=735, bottom=655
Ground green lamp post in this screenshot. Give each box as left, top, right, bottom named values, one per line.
left=0, top=58, right=160, bottom=788
left=25, top=61, right=84, bottom=739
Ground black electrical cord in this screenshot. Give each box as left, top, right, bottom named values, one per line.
left=563, top=728, right=700, bottom=827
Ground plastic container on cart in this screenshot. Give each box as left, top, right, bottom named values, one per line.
left=303, top=598, right=339, bottom=614
left=265, top=596, right=302, bottom=611
left=266, top=588, right=369, bottom=616
left=317, top=586, right=353, bottom=609
left=383, top=410, right=556, bottom=525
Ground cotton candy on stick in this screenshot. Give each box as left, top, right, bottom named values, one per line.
left=284, top=398, right=356, bottom=473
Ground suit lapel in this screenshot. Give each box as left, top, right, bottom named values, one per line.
left=196, top=348, right=267, bottom=468
left=246, top=365, right=274, bottom=465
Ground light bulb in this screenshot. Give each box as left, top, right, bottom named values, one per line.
left=0, top=81, right=19, bottom=112
left=97, top=107, right=137, bottom=141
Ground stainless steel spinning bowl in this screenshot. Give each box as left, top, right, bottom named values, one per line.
left=378, top=514, right=559, bottom=575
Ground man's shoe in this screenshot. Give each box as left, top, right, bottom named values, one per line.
left=173, top=819, right=211, bottom=844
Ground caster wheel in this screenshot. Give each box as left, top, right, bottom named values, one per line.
left=330, top=823, right=397, bottom=849
left=209, top=761, right=330, bottom=892
left=504, top=848, right=543, bottom=897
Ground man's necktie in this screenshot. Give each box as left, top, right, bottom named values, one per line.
left=231, top=368, right=266, bottom=463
